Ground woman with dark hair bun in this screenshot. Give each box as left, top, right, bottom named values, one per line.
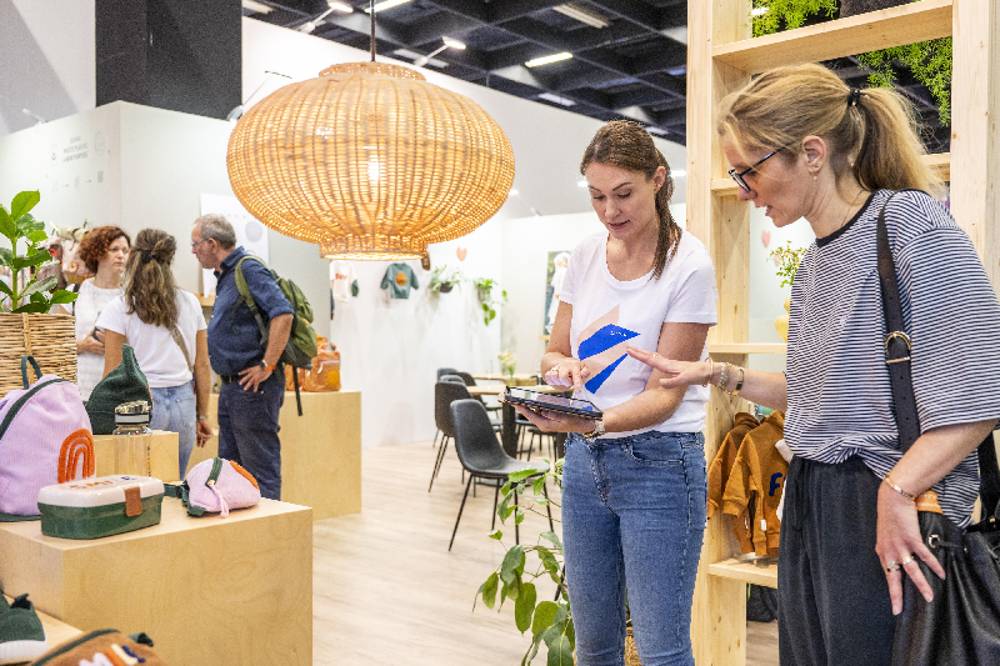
left=73, top=225, right=130, bottom=400
left=97, top=228, right=212, bottom=478
left=515, top=120, right=717, bottom=665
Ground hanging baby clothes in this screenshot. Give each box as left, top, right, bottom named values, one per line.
left=707, top=411, right=759, bottom=554
left=722, top=411, right=788, bottom=557
left=380, top=262, right=420, bottom=299
left=331, top=261, right=356, bottom=301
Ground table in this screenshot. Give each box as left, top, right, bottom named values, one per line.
left=188, top=391, right=361, bottom=520
left=471, top=372, right=539, bottom=386
left=468, top=383, right=569, bottom=458
left=0, top=497, right=313, bottom=665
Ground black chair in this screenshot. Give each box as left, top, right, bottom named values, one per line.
left=431, top=374, right=467, bottom=448
left=448, top=399, right=554, bottom=551
left=428, top=380, right=472, bottom=493
left=436, top=367, right=461, bottom=380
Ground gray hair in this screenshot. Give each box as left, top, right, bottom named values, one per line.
left=194, top=214, right=237, bottom=249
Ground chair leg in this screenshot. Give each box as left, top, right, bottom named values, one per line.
left=513, top=488, right=520, bottom=546
left=432, top=429, right=440, bottom=448
left=449, top=475, right=475, bottom=551
left=491, top=481, right=500, bottom=531
left=542, top=482, right=555, bottom=533
left=526, top=431, right=534, bottom=461
left=428, top=435, right=449, bottom=493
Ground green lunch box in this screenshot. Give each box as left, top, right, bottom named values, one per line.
left=37, top=475, right=165, bottom=539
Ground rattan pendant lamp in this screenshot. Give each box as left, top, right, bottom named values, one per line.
left=226, top=1, right=515, bottom=260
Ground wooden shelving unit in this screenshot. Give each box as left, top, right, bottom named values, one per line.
left=687, top=1, right=998, bottom=664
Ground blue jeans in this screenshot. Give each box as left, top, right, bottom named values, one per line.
left=150, top=381, right=196, bottom=480
left=562, top=430, right=707, bottom=666
left=217, top=371, right=284, bottom=499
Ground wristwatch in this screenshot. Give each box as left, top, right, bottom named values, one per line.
left=583, top=418, right=605, bottom=441
left=259, top=359, right=276, bottom=374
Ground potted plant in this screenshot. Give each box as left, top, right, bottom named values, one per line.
left=0, top=190, right=80, bottom=391
left=428, top=265, right=463, bottom=294
left=769, top=241, right=806, bottom=342
left=476, top=463, right=643, bottom=665
left=473, top=277, right=507, bottom=326
left=498, top=350, right=517, bottom=380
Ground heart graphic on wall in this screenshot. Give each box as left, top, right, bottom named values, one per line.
left=761, top=229, right=772, bottom=249
left=456, top=246, right=468, bottom=262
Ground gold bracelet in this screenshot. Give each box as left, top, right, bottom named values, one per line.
left=883, top=473, right=917, bottom=501
left=701, top=357, right=714, bottom=387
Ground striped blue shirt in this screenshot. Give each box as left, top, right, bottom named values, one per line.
left=786, top=189, right=1000, bottom=527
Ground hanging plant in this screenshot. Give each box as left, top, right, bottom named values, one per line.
left=473, top=277, right=507, bottom=326
left=428, top=266, right=463, bottom=294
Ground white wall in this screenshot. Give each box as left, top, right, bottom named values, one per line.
left=0, top=0, right=95, bottom=135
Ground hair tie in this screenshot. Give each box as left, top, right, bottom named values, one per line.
left=140, top=250, right=154, bottom=263
left=848, top=88, right=863, bottom=108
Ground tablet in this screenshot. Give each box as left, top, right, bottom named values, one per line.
left=504, top=387, right=603, bottom=420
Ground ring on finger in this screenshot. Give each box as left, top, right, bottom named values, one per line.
left=901, top=554, right=916, bottom=565
left=885, top=560, right=900, bottom=573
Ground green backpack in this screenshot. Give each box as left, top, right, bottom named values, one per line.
left=234, top=255, right=318, bottom=415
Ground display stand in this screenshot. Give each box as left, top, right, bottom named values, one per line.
left=188, top=390, right=362, bottom=520
left=685, top=1, right=995, bottom=663
left=93, top=430, right=180, bottom=481
left=0, top=498, right=312, bottom=665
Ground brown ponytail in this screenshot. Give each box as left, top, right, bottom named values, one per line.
left=717, top=63, right=940, bottom=195
left=581, top=120, right=681, bottom=280
left=124, top=228, right=179, bottom=328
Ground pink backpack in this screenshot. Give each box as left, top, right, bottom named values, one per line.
left=0, top=357, right=93, bottom=519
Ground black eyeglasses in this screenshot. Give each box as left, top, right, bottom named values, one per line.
left=728, top=149, right=781, bottom=193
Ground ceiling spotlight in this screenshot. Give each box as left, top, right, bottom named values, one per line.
left=298, top=20, right=319, bottom=33
left=327, top=0, right=353, bottom=11
left=525, top=52, right=573, bottom=68
left=242, top=0, right=274, bottom=14
left=553, top=3, right=609, bottom=29
left=442, top=36, right=466, bottom=50
left=366, top=0, right=412, bottom=13
left=646, top=126, right=668, bottom=136
left=751, top=6, right=769, bottom=17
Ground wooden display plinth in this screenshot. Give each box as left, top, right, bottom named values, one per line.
left=188, top=390, right=361, bottom=521
left=0, top=498, right=312, bottom=665
left=93, top=430, right=180, bottom=481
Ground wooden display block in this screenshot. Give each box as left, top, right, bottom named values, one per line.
left=0, top=498, right=312, bottom=665
left=93, top=430, right=180, bottom=482
left=188, top=391, right=361, bottom=521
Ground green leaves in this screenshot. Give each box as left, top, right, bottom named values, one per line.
left=0, top=190, right=65, bottom=312
left=514, top=583, right=537, bottom=633
left=10, top=191, right=40, bottom=221
left=477, top=572, right=499, bottom=610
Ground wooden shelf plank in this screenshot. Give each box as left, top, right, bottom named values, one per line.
left=708, top=342, right=786, bottom=355
left=708, top=558, right=779, bottom=589
left=713, top=0, right=952, bottom=74
left=711, top=153, right=951, bottom=196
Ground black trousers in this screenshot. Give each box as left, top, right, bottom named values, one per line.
left=778, top=456, right=895, bottom=665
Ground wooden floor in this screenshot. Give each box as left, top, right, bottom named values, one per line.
left=312, top=441, right=778, bottom=665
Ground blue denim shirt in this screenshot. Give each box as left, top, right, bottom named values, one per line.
left=207, top=247, right=293, bottom=376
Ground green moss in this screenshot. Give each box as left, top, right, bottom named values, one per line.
left=751, top=0, right=838, bottom=37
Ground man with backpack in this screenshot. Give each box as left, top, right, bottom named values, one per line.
left=191, top=214, right=292, bottom=500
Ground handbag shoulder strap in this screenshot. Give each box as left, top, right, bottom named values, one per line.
left=168, top=324, right=193, bottom=373
left=876, top=189, right=1000, bottom=512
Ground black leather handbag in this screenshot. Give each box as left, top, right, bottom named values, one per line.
left=876, top=192, right=1000, bottom=665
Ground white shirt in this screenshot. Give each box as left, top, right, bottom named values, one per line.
left=73, top=278, right=123, bottom=400
left=560, top=231, right=717, bottom=435
left=97, top=289, right=207, bottom=388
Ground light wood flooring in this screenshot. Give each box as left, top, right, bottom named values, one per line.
left=313, top=440, right=778, bottom=664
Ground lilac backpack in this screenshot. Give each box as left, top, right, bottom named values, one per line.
left=0, top=357, right=93, bottom=519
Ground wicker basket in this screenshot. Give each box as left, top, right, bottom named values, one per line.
left=0, top=313, right=77, bottom=393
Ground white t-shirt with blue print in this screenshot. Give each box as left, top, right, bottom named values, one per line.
left=560, top=230, right=717, bottom=436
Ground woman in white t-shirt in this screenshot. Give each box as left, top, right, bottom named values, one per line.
left=514, top=121, right=717, bottom=665
left=73, top=226, right=131, bottom=400
left=98, top=229, right=212, bottom=479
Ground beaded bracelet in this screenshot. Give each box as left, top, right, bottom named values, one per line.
left=717, top=361, right=730, bottom=392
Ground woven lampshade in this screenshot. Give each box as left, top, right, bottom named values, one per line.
left=226, top=62, right=516, bottom=259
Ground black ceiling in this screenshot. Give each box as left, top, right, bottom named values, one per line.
left=243, top=0, right=950, bottom=152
